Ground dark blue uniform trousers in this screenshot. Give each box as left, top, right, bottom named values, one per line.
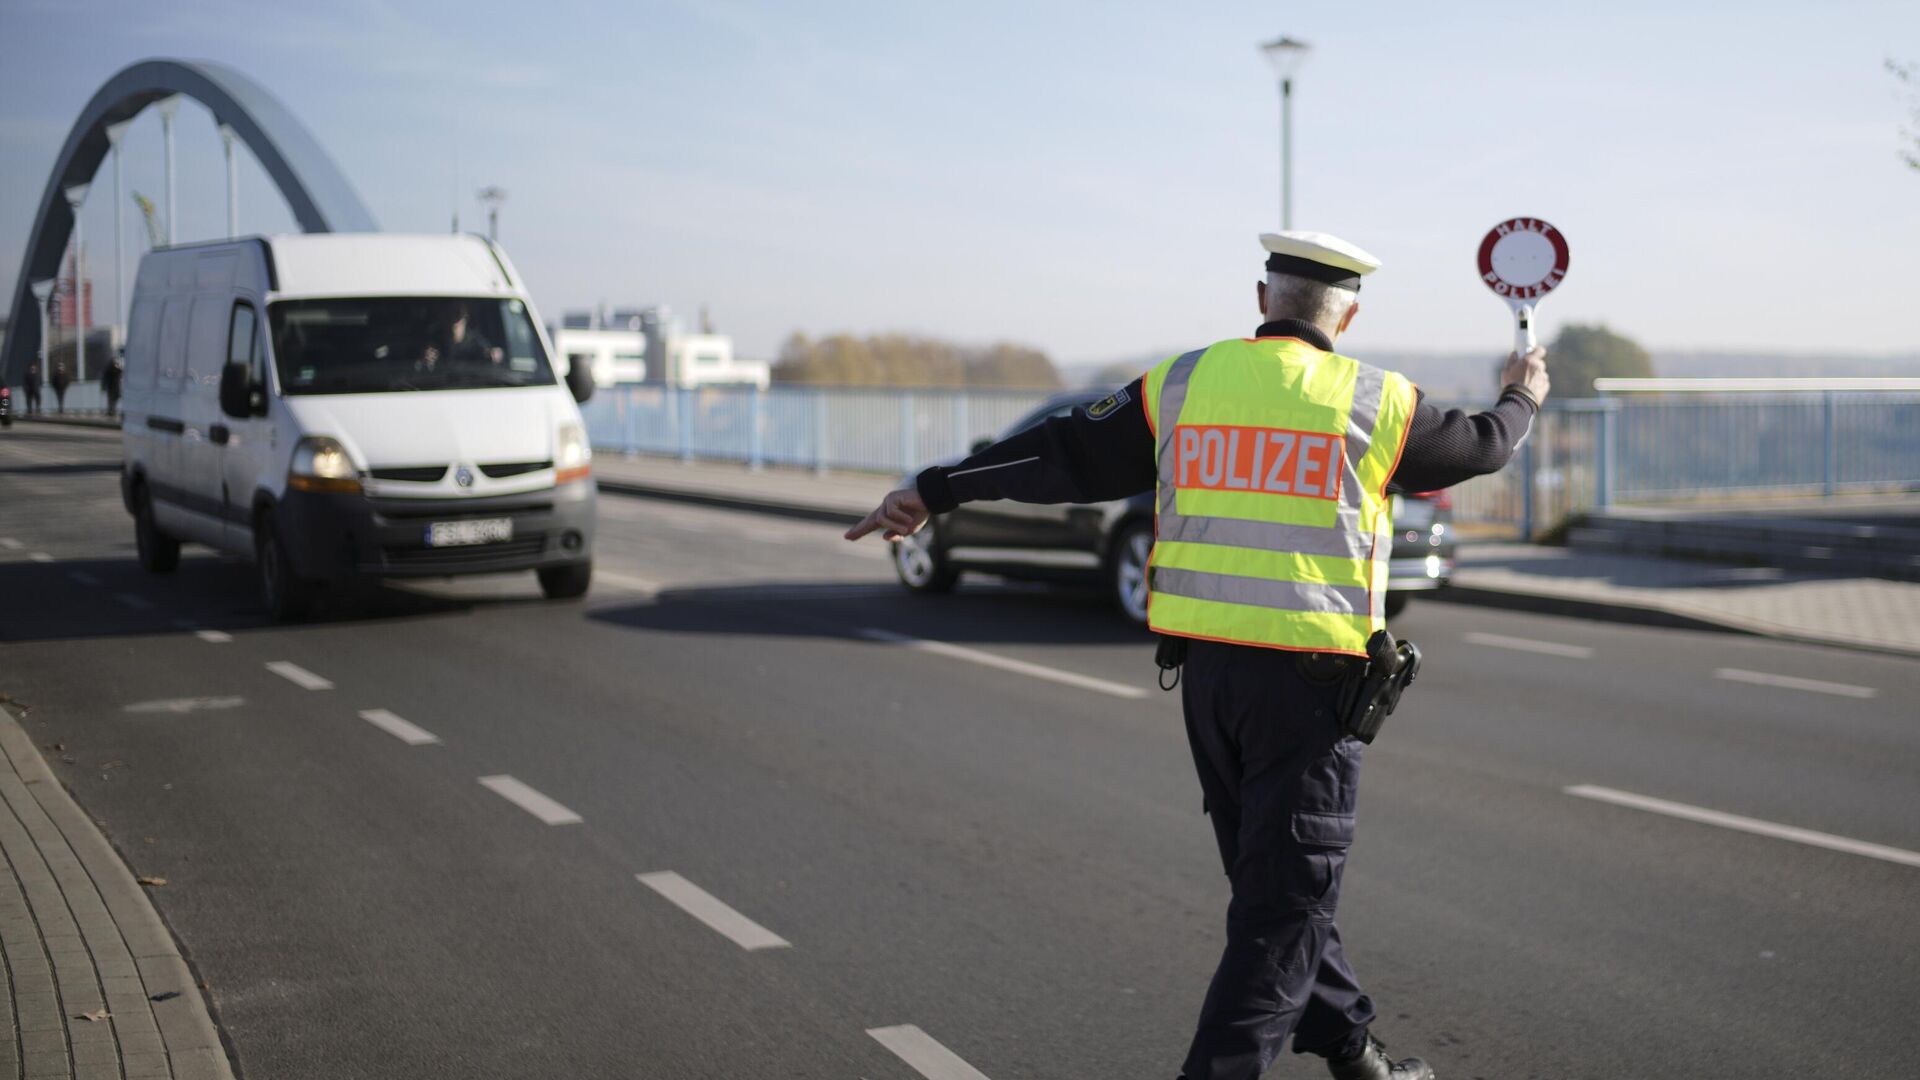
left=1178, top=639, right=1376, bottom=1080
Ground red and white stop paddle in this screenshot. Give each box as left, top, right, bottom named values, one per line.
left=1477, top=217, right=1569, bottom=355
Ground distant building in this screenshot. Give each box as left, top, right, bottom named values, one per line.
left=550, top=304, right=768, bottom=390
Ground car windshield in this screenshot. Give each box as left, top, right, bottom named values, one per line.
left=267, top=297, right=555, bottom=395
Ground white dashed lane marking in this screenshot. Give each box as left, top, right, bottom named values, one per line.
left=0, top=538, right=22, bottom=550
left=1566, top=785, right=1920, bottom=868
left=867, top=1025, right=994, bottom=1080
left=67, top=570, right=102, bottom=586
left=1463, top=631, right=1593, bottom=659
left=477, top=775, right=582, bottom=825
left=857, top=628, right=1149, bottom=700
left=196, top=630, right=233, bottom=644
left=636, top=872, right=790, bottom=951
left=265, top=661, right=334, bottom=690
left=29, top=552, right=53, bottom=563
left=595, top=571, right=662, bottom=597
left=124, top=697, right=245, bottom=714
left=1714, top=667, right=1875, bottom=699
left=359, top=709, right=440, bottom=746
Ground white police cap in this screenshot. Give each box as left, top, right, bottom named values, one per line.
left=1259, top=231, right=1381, bottom=291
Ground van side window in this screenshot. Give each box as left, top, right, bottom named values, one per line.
left=228, top=304, right=257, bottom=369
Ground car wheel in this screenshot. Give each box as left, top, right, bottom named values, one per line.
left=539, top=561, right=593, bottom=600
left=133, top=483, right=180, bottom=574
left=255, top=513, right=312, bottom=622
left=1110, top=520, right=1152, bottom=625
left=892, top=520, right=959, bottom=594
left=1384, top=591, right=1409, bottom=619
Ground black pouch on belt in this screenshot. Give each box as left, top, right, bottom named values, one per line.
left=1339, top=629, right=1423, bottom=744
left=1154, top=634, right=1188, bottom=691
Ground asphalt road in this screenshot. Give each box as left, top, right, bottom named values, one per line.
left=3, top=423, right=1917, bottom=1080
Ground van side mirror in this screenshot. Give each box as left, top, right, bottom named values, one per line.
left=565, top=361, right=595, bottom=404
left=219, top=363, right=252, bottom=419
left=970, top=437, right=992, bottom=455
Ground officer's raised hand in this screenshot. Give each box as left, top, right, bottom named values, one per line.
left=1501, top=345, right=1550, bottom=404
left=845, top=486, right=929, bottom=542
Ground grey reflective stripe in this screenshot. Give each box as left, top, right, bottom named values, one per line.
left=1154, top=509, right=1373, bottom=560
left=1152, top=567, right=1372, bottom=617
left=1154, top=348, right=1208, bottom=451
left=1340, top=362, right=1387, bottom=511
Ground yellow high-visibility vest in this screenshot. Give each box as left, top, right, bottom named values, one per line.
left=1142, top=336, right=1417, bottom=656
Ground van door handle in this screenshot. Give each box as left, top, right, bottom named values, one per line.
left=210, top=424, right=231, bottom=445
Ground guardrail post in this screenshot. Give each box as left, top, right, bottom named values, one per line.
left=1519, top=433, right=1537, bottom=543
left=623, top=388, right=638, bottom=457
left=1596, top=395, right=1615, bottom=509
left=813, top=389, right=829, bottom=476
left=749, top=385, right=765, bottom=471
left=1821, top=390, right=1836, bottom=497
left=898, top=394, right=915, bottom=471
left=677, top=387, right=693, bottom=464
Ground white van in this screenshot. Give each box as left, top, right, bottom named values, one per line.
left=120, top=233, right=597, bottom=619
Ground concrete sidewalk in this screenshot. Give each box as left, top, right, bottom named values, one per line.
left=0, top=703, right=233, bottom=1080
left=591, top=453, right=1920, bottom=658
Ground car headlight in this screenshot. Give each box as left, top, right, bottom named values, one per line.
left=555, top=423, right=592, bottom=483
left=288, top=436, right=362, bottom=494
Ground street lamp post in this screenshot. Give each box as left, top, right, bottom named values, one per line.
left=155, top=95, right=180, bottom=245
left=105, top=120, right=130, bottom=335
left=66, top=184, right=90, bottom=380
left=477, top=186, right=507, bottom=243
left=1260, top=36, right=1312, bottom=229
left=219, top=123, right=239, bottom=238
left=31, top=281, right=54, bottom=391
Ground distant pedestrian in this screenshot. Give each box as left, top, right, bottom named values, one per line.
left=50, top=361, right=71, bottom=414
left=102, top=354, right=124, bottom=418
left=22, top=363, right=41, bottom=415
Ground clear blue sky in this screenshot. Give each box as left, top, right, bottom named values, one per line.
left=3, top=0, right=1917, bottom=367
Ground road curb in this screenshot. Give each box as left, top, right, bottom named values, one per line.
left=0, top=701, right=237, bottom=1080
left=14, top=414, right=122, bottom=430
left=594, top=477, right=867, bottom=527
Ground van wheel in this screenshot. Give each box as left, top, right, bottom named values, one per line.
left=538, top=561, right=592, bottom=600
left=255, top=514, right=313, bottom=622
left=1109, top=520, right=1152, bottom=625
left=1384, top=591, right=1409, bottom=619
left=133, top=484, right=180, bottom=574
left=892, top=520, right=958, bottom=594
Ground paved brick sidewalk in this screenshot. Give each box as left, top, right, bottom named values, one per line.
left=590, top=453, right=1920, bottom=658
left=0, top=704, right=232, bottom=1080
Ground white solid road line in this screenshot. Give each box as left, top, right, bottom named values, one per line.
left=1566, top=784, right=1920, bottom=869
left=477, top=775, right=582, bottom=825
left=358, top=709, right=441, bottom=747
left=867, top=1025, right=994, bottom=1080
left=1713, top=667, right=1876, bottom=699
left=29, top=552, right=53, bottom=563
left=858, top=628, right=1149, bottom=700
left=636, top=871, right=791, bottom=951
left=67, top=570, right=102, bottom=586
left=195, top=630, right=233, bottom=644
left=0, top=538, right=22, bottom=550
left=1463, top=631, right=1594, bottom=659
left=595, top=571, right=662, bottom=597
left=265, top=661, right=335, bottom=691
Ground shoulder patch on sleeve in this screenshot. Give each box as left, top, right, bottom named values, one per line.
left=1085, top=386, right=1130, bottom=420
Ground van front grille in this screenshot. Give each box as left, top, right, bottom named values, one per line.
left=479, top=460, right=552, bottom=478
left=381, top=536, right=547, bottom=566
left=369, top=465, right=448, bottom=483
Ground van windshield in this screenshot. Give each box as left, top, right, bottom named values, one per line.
left=267, top=297, right=555, bottom=395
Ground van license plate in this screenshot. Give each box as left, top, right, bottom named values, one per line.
left=425, top=518, right=512, bottom=547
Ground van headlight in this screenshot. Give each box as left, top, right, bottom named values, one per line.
left=555, top=423, right=592, bottom=484
left=288, top=436, right=363, bottom=494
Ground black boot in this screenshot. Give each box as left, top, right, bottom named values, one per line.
left=1327, top=1033, right=1434, bottom=1080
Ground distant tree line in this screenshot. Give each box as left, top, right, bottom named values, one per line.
left=1548, top=323, right=1654, bottom=396
left=773, top=332, right=1061, bottom=389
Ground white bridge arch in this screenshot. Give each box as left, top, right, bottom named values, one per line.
left=2, top=58, right=378, bottom=382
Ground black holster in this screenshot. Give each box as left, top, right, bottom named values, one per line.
left=1336, top=630, right=1422, bottom=744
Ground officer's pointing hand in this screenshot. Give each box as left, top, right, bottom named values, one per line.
left=845, top=486, right=930, bottom=542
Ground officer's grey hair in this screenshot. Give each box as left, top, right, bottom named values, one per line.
left=1264, top=272, right=1356, bottom=336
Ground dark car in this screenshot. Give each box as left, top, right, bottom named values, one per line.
left=890, top=392, right=1455, bottom=623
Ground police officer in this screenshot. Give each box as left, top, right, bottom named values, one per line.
left=846, top=231, right=1549, bottom=1080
